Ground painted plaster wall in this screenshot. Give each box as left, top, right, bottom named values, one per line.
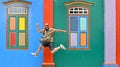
left=54, top=0, right=104, bottom=67
left=0, top=0, right=44, bottom=67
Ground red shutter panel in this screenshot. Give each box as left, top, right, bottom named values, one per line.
left=10, top=32, right=16, bottom=46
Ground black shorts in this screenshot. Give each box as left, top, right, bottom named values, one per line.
left=42, top=42, right=54, bottom=51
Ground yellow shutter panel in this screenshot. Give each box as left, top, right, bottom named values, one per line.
left=19, top=17, right=25, bottom=30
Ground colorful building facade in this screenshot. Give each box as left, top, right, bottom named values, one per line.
left=0, top=0, right=119, bottom=67
left=54, top=0, right=104, bottom=67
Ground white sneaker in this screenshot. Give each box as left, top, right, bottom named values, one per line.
left=60, top=44, right=66, bottom=50
left=31, top=52, right=38, bottom=57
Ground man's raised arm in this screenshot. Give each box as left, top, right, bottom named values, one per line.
left=54, top=29, right=67, bottom=32
left=36, top=23, right=43, bottom=33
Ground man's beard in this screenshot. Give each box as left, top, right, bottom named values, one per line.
left=45, top=28, right=49, bottom=31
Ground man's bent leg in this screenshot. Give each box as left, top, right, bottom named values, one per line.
left=51, top=46, right=61, bottom=54
left=31, top=44, right=44, bottom=57
left=36, top=44, right=44, bottom=56
left=50, top=43, right=66, bottom=54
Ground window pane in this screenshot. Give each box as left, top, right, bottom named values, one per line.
left=83, top=8, right=87, bottom=10
left=70, top=8, right=73, bottom=10
left=80, top=33, right=87, bottom=46
left=10, top=32, right=16, bottom=46
left=80, top=18, right=87, bottom=31
left=79, top=11, right=83, bottom=13
left=19, top=33, right=25, bottom=46
left=79, top=8, right=82, bottom=10
left=70, top=17, right=78, bottom=31
left=84, top=11, right=87, bottom=14
left=70, top=33, right=78, bottom=47
left=75, top=8, right=78, bottom=10
left=19, top=17, right=25, bottom=30
left=74, top=11, right=78, bottom=13
left=70, top=11, right=73, bottom=14
left=10, top=17, right=16, bottom=30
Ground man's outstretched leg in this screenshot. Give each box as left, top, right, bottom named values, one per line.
left=51, top=44, right=66, bottom=54
left=31, top=44, right=44, bottom=57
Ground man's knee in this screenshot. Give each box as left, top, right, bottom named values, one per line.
left=50, top=50, right=54, bottom=54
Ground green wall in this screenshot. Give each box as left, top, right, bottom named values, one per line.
left=54, top=0, right=104, bottom=67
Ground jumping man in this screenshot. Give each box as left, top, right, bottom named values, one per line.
left=31, top=23, right=67, bottom=57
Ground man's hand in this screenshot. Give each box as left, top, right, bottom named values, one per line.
left=63, top=30, right=68, bottom=32
left=38, top=29, right=41, bottom=32
left=36, top=23, right=39, bottom=30
left=36, top=23, right=41, bottom=32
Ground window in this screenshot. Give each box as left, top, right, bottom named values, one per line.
left=69, top=7, right=88, bottom=14
left=5, top=1, right=31, bottom=50
left=8, top=7, right=27, bottom=14
left=68, top=7, right=89, bottom=49
left=7, top=16, right=28, bottom=49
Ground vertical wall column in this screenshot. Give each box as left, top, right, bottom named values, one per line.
left=116, top=0, right=120, bottom=66
left=42, top=0, right=55, bottom=67
left=103, top=0, right=118, bottom=67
